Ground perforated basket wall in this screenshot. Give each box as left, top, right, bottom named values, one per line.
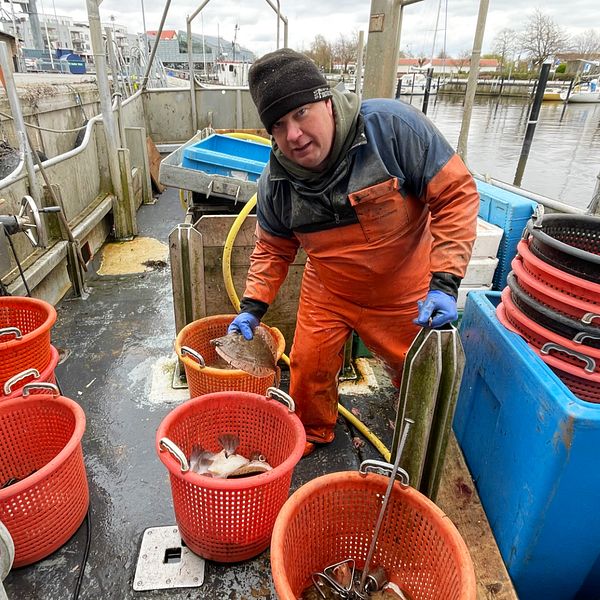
left=0, top=297, right=56, bottom=389
left=271, top=471, right=476, bottom=600
left=0, top=393, right=88, bottom=567
left=175, top=314, right=285, bottom=396
left=156, top=390, right=305, bottom=562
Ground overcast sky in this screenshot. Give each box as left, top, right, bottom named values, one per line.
left=23, top=0, right=596, bottom=57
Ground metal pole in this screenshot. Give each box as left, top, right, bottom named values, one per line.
left=86, top=0, right=122, bottom=198
left=140, top=0, right=171, bottom=90
left=513, top=61, right=551, bottom=187
left=0, top=42, right=47, bottom=247
left=187, top=19, right=197, bottom=132
left=421, top=67, right=434, bottom=114
left=140, top=0, right=149, bottom=64
left=588, top=171, right=600, bottom=216
left=105, top=28, right=121, bottom=95
left=38, top=0, right=55, bottom=69
left=456, top=0, right=489, bottom=162
left=363, top=0, right=424, bottom=100
left=355, top=30, right=365, bottom=99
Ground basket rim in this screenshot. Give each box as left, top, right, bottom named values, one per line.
left=0, top=394, right=86, bottom=500
left=499, top=291, right=600, bottom=383
left=0, top=297, right=57, bottom=349
left=511, top=256, right=599, bottom=313
left=271, top=470, right=477, bottom=598
left=174, top=314, right=286, bottom=374
left=518, top=241, right=600, bottom=295
left=155, top=390, right=306, bottom=491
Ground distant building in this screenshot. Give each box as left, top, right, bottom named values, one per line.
left=396, top=57, right=499, bottom=76
left=555, top=53, right=600, bottom=77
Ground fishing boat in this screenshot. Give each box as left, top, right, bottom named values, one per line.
left=397, top=72, right=438, bottom=95
left=1, top=6, right=599, bottom=600
left=542, top=86, right=563, bottom=101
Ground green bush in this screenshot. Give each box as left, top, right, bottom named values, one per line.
left=555, top=64, right=566, bottom=74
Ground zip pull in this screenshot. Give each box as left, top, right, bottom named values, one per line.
left=334, top=213, right=340, bottom=224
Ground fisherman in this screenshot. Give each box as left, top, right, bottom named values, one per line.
left=229, top=49, right=479, bottom=456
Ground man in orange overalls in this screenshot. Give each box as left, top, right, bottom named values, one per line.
left=229, top=49, right=479, bottom=456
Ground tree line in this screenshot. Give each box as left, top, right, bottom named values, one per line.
left=300, top=10, right=599, bottom=76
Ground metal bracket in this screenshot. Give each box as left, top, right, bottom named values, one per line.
left=133, top=526, right=205, bottom=591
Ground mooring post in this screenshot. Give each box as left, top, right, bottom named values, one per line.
left=513, top=60, right=552, bottom=187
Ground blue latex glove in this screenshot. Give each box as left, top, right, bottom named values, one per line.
left=413, top=290, right=458, bottom=329
left=228, top=312, right=260, bottom=340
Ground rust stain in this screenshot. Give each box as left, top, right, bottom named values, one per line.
left=554, top=415, right=575, bottom=454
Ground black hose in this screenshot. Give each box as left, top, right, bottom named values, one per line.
left=72, top=511, right=91, bottom=600
left=5, top=232, right=31, bottom=296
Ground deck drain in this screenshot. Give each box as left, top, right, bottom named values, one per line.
left=133, top=526, right=205, bottom=591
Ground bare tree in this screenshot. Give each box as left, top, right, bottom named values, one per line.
left=456, top=49, right=471, bottom=74
left=333, top=32, right=358, bottom=73
left=493, top=28, right=517, bottom=72
left=519, top=9, right=569, bottom=69
left=571, top=28, right=600, bottom=57
left=306, top=34, right=333, bottom=72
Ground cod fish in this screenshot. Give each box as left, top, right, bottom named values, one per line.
left=210, top=327, right=277, bottom=377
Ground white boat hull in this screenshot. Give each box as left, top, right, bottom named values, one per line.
left=563, top=90, right=600, bottom=103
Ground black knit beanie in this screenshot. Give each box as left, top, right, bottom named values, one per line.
left=248, top=48, right=333, bottom=133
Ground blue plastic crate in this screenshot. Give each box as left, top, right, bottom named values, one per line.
left=454, top=291, right=600, bottom=600
left=181, top=134, right=271, bottom=182
left=476, top=180, right=537, bottom=290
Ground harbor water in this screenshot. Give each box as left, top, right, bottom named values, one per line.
left=403, top=94, right=600, bottom=212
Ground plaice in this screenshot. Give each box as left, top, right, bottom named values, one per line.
left=210, top=327, right=277, bottom=377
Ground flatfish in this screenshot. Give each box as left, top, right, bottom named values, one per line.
left=210, top=327, right=278, bottom=377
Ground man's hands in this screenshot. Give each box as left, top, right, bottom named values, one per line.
left=228, top=313, right=260, bottom=340
left=414, top=290, right=458, bottom=329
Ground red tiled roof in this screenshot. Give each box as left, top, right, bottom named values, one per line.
left=147, top=30, right=177, bottom=40
left=397, top=57, right=499, bottom=67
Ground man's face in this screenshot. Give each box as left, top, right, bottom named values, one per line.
left=270, top=99, right=335, bottom=171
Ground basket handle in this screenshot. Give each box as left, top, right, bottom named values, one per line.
left=573, top=332, right=600, bottom=345
left=541, top=342, right=596, bottom=373
left=0, top=327, right=22, bottom=340
left=159, top=437, right=190, bottom=472
left=180, top=346, right=205, bottom=368
left=266, top=387, right=295, bottom=412
left=3, top=368, right=40, bottom=395
left=359, top=459, right=410, bottom=486
left=582, top=312, right=600, bottom=325
left=22, top=382, right=60, bottom=396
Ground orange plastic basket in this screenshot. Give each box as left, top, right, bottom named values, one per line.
left=156, top=389, right=305, bottom=562
left=0, top=387, right=89, bottom=567
left=0, top=297, right=56, bottom=389
left=271, top=471, right=477, bottom=600
left=174, top=314, right=285, bottom=396
left=1, top=344, right=59, bottom=401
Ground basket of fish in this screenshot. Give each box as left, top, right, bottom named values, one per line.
left=271, top=470, right=476, bottom=600
left=175, top=314, right=286, bottom=397
left=156, top=387, right=306, bottom=562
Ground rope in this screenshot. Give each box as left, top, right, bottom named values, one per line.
left=0, top=110, right=88, bottom=134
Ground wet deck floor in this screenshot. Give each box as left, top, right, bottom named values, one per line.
left=4, top=189, right=404, bottom=600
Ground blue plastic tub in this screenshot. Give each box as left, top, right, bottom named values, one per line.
left=476, top=180, right=537, bottom=290
left=181, top=134, right=271, bottom=182
left=454, top=291, right=600, bottom=600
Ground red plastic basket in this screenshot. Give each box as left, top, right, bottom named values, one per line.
left=0, top=297, right=56, bottom=389
left=0, top=387, right=89, bottom=567
left=511, top=255, right=600, bottom=322
left=156, top=389, right=305, bottom=562
left=175, top=314, right=286, bottom=397
left=497, top=300, right=600, bottom=403
left=500, top=288, right=600, bottom=374
left=271, top=471, right=476, bottom=600
left=518, top=240, right=600, bottom=305
left=1, top=344, right=59, bottom=401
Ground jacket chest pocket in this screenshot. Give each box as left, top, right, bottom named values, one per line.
left=348, top=178, right=410, bottom=242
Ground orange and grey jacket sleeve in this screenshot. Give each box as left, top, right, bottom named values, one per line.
left=239, top=223, right=301, bottom=319
left=425, top=153, right=479, bottom=297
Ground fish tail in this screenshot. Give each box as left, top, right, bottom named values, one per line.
left=218, top=433, right=240, bottom=457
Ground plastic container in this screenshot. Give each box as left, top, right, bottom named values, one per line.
left=454, top=291, right=600, bottom=600
left=476, top=180, right=537, bottom=290
left=175, top=314, right=285, bottom=397
left=156, top=389, right=305, bottom=562
left=0, top=385, right=88, bottom=567
left=270, top=471, right=476, bottom=600
left=0, top=297, right=56, bottom=390
left=181, top=134, right=271, bottom=182
left=1, top=345, right=59, bottom=401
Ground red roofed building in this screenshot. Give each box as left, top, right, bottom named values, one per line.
left=397, top=57, right=499, bottom=75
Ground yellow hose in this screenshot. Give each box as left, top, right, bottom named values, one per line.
left=220, top=137, right=391, bottom=460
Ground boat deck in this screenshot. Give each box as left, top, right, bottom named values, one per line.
left=3, top=188, right=517, bottom=599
